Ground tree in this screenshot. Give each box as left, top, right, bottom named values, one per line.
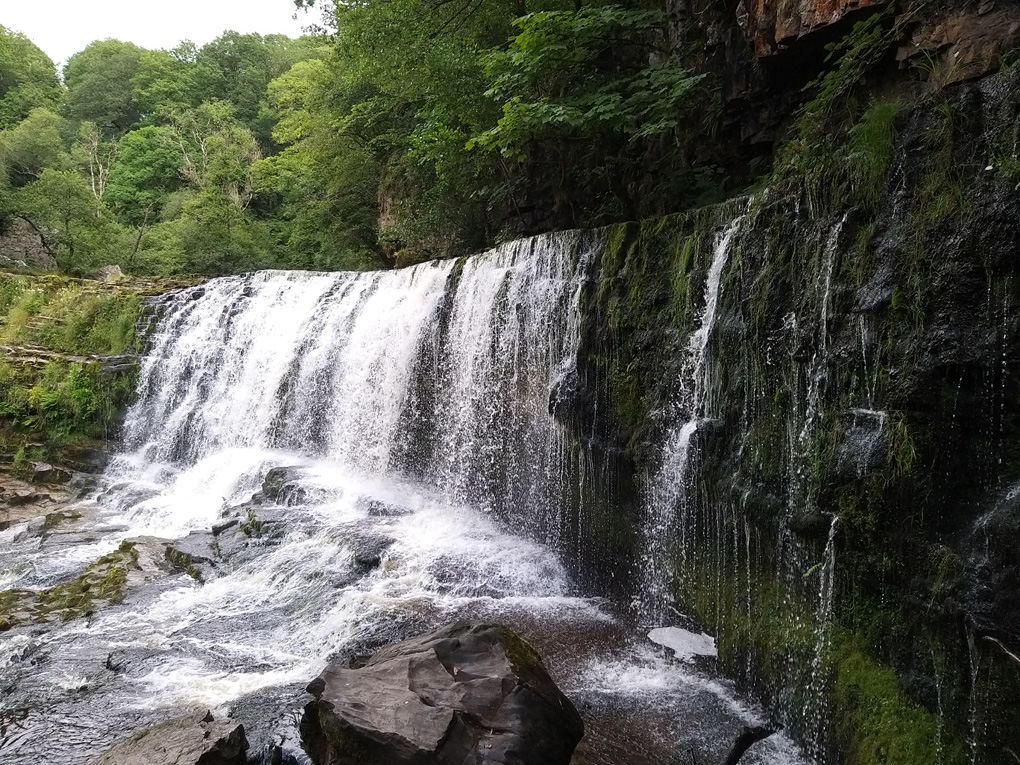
left=131, top=49, right=203, bottom=122
left=470, top=7, right=703, bottom=154
left=63, top=40, right=145, bottom=137
left=13, top=169, right=127, bottom=274
left=254, top=55, right=384, bottom=269
left=195, top=32, right=323, bottom=145
left=0, top=26, right=61, bottom=130
left=106, top=126, right=182, bottom=223
left=0, top=107, right=70, bottom=186
left=72, top=121, right=119, bottom=201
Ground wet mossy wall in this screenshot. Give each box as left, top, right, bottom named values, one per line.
left=569, top=68, right=1020, bottom=763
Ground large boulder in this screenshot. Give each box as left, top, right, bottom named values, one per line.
left=91, top=710, right=248, bottom=765
left=300, top=622, right=584, bottom=765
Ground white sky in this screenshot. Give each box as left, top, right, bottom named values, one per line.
left=2, top=1, right=321, bottom=69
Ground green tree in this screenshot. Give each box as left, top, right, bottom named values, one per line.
left=106, top=126, right=182, bottom=223
left=471, top=7, right=702, bottom=154
left=255, top=57, right=384, bottom=269
left=196, top=32, right=323, bottom=144
left=13, top=169, right=127, bottom=273
left=0, top=26, right=61, bottom=130
left=131, top=49, right=203, bottom=122
left=63, top=40, right=145, bottom=137
left=0, top=107, right=70, bottom=186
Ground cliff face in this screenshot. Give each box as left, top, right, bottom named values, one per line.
left=563, top=62, right=1020, bottom=763
left=667, top=0, right=1020, bottom=151
left=738, top=0, right=885, bottom=56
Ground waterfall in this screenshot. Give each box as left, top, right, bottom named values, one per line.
left=0, top=226, right=812, bottom=765
left=640, top=217, right=743, bottom=622
left=111, top=233, right=595, bottom=543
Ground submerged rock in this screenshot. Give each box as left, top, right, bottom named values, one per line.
left=355, top=496, right=413, bottom=517
left=91, top=710, right=248, bottom=765
left=349, top=532, right=394, bottom=569
left=300, top=622, right=584, bottom=765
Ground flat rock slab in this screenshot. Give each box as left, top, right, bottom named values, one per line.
left=90, top=710, right=247, bottom=765
left=301, top=622, right=584, bottom=765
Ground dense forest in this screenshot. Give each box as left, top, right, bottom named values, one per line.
left=0, top=0, right=727, bottom=276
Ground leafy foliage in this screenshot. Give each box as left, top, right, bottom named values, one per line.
left=470, top=7, right=702, bottom=154
left=0, top=26, right=61, bottom=130
left=0, top=6, right=716, bottom=274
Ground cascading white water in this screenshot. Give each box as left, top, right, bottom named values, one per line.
left=113, top=234, right=592, bottom=541
left=0, top=231, right=809, bottom=765
left=640, top=218, right=744, bottom=621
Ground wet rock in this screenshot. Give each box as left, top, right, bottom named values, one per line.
left=91, top=710, right=248, bottom=765
left=262, top=467, right=308, bottom=506
left=301, top=622, right=583, bottom=765
left=30, top=462, right=71, bottom=484
left=834, top=409, right=889, bottom=480
left=39, top=509, right=83, bottom=533
left=63, top=446, right=111, bottom=473
left=788, top=511, right=834, bottom=538
left=6, top=489, right=47, bottom=506
left=355, top=497, right=413, bottom=517
left=165, top=542, right=210, bottom=581
left=225, top=684, right=311, bottom=765
left=212, top=518, right=240, bottom=535
left=98, top=482, right=160, bottom=512
left=963, top=489, right=1020, bottom=643
left=349, top=533, right=394, bottom=569
left=548, top=368, right=586, bottom=423
left=165, top=534, right=217, bottom=567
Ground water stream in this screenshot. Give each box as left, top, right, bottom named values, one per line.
left=0, top=234, right=810, bottom=764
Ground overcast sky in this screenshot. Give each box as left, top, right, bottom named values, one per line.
left=2, top=0, right=319, bottom=68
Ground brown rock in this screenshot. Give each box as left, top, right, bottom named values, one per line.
left=897, top=6, right=1020, bottom=85
left=737, top=0, right=884, bottom=56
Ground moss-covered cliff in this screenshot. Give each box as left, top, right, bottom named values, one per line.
left=0, top=274, right=196, bottom=477
left=567, top=65, right=1020, bottom=763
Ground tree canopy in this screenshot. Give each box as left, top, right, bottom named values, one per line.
left=0, top=25, right=61, bottom=130
left=0, top=3, right=716, bottom=276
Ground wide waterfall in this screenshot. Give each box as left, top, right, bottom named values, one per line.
left=0, top=232, right=807, bottom=764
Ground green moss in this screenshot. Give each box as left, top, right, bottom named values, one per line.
left=41, top=510, right=81, bottom=532
left=0, top=540, right=141, bottom=630
left=239, top=507, right=265, bottom=538
left=501, top=626, right=547, bottom=676
left=832, top=638, right=967, bottom=765
left=165, top=544, right=203, bottom=580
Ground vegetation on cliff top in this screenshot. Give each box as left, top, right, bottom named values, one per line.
left=1, top=1, right=720, bottom=276
left=0, top=272, right=169, bottom=472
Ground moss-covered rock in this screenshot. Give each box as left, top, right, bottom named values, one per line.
left=0, top=540, right=140, bottom=630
